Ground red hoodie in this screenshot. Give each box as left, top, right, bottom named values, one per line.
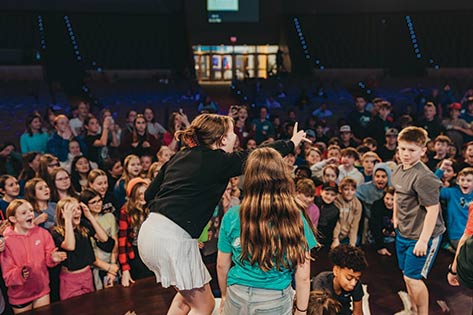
left=1, top=226, right=58, bottom=305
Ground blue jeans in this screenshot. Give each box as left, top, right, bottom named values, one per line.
left=223, top=284, right=294, bottom=315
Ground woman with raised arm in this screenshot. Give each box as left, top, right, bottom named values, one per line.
left=139, top=113, right=307, bottom=315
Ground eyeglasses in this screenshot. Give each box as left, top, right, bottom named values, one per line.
left=88, top=199, right=103, bottom=206
left=48, top=163, right=60, bottom=167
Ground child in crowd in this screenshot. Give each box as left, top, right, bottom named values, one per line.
left=306, top=290, right=341, bottom=315
left=79, top=189, right=119, bottom=290
left=143, top=107, right=167, bottom=140
left=88, top=169, right=119, bottom=218
left=18, top=151, right=41, bottom=187
left=0, top=175, right=21, bottom=216
left=356, top=163, right=391, bottom=244
left=20, top=113, right=49, bottom=154
left=426, top=135, right=452, bottom=171
left=155, top=146, right=174, bottom=171
left=438, top=162, right=473, bottom=249
left=296, top=178, right=320, bottom=227
left=147, top=162, right=161, bottom=181
left=114, top=154, right=142, bottom=207
left=48, top=168, right=77, bottom=203
left=435, top=158, right=458, bottom=187
left=37, top=154, right=60, bottom=183
left=392, top=126, right=445, bottom=315
left=118, top=178, right=153, bottom=287
left=52, top=197, right=109, bottom=300
left=370, top=186, right=396, bottom=256
left=139, top=154, right=153, bottom=176
left=332, top=178, right=362, bottom=248
left=315, top=165, right=339, bottom=196
left=70, top=155, right=92, bottom=193
left=312, top=245, right=368, bottom=315
left=305, top=147, right=323, bottom=170
left=359, top=152, right=381, bottom=182
left=376, top=128, right=398, bottom=161
left=315, top=182, right=340, bottom=248
left=119, top=114, right=161, bottom=158
left=1, top=200, right=66, bottom=314
left=362, top=137, right=377, bottom=152
left=60, top=139, right=98, bottom=173
left=24, top=178, right=56, bottom=230
left=326, top=145, right=341, bottom=165
left=102, top=158, right=123, bottom=193
left=217, top=147, right=316, bottom=315
left=83, top=115, right=117, bottom=165
left=338, top=148, right=363, bottom=185
left=458, top=141, right=473, bottom=170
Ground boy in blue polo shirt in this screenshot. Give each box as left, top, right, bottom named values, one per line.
left=392, top=126, right=446, bottom=315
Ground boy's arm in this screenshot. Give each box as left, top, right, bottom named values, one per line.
left=413, top=203, right=440, bottom=256
left=348, top=201, right=362, bottom=246
left=353, top=300, right=363, bottom=315
left=393, top=192, right=398, bottom=229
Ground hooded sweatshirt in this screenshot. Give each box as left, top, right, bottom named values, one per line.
left=356, top=163, right=392, bottom=218
left=1, top=226, right=58, bottom=305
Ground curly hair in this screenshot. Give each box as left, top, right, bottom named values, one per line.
left=329, top=245, right=368, bottom=272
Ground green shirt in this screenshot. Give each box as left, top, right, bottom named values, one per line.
left=218, top=205, right=317, bottom=290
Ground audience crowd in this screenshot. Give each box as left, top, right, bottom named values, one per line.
left=0, top=87, right=472, bottom=314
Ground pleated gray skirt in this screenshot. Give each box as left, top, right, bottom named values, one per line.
left=138, top=213, right=212, bottom=291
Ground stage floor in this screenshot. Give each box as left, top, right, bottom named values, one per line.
left=23, top=247, right=472, bottom=315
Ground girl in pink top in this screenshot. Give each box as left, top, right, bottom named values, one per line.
left=1, top=200, right=66, bottom=314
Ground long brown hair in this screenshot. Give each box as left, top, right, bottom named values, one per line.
left=124, top=181, right=149, bottom=228
left=37, top=154, right=59, bottom=182
left=239, top=147, right=310, bottom=271
left=119, top=155, right=141, bottom=188
left=24, top=177, right=48, bottom=212
left=176, top=114, right=233, bottom=148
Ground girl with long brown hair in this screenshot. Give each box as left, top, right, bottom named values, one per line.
left=24, top=178, right=56, bottom=230
left=139, top=113, right=308, bottom=315
left=118, top=178, right=152, bottom=287
left=114, top=154, right=142, bottom=207
left=217, top=147, right=316, bottom=315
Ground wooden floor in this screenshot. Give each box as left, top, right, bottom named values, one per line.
left=22, top=246, right=472, bottom=315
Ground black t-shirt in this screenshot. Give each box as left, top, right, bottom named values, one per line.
left=377, top=146, right=396, bottom=162
left=52, top=219, right=96, bottom=271
left=312, top=271, right=364, bottom=315
left=84, top=134, right=102, bottom=163
left=415, top=118, right=445, bottom=140
left=314, top=196, right=340, bottom=247
left=347, top=110, right=371, bottom=140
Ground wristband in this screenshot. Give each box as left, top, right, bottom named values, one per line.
left=448, top=264, right=457, bottom=276
left=295, top=304, right=307, bottom=313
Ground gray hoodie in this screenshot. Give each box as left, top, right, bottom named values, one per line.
left=356, top=162, right=392, bottom=218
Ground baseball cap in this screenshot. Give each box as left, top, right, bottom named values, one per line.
left=322, top=181, right=338, bottom=193
left=449, top=102, right=462, bottom=111
left=340, top=125, right=351, bottom=133
left=385, top=128, right=399, bottom=136
left=306, top=129, right=316, bottom=138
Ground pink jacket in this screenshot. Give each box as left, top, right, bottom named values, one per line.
left=1, top=226, right=58, bottom=305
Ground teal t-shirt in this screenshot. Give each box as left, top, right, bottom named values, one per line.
left=218, top=205, right=317, bottom=290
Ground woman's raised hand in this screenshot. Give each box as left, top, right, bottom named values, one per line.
left=290, top=122, right=312, bottom=148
